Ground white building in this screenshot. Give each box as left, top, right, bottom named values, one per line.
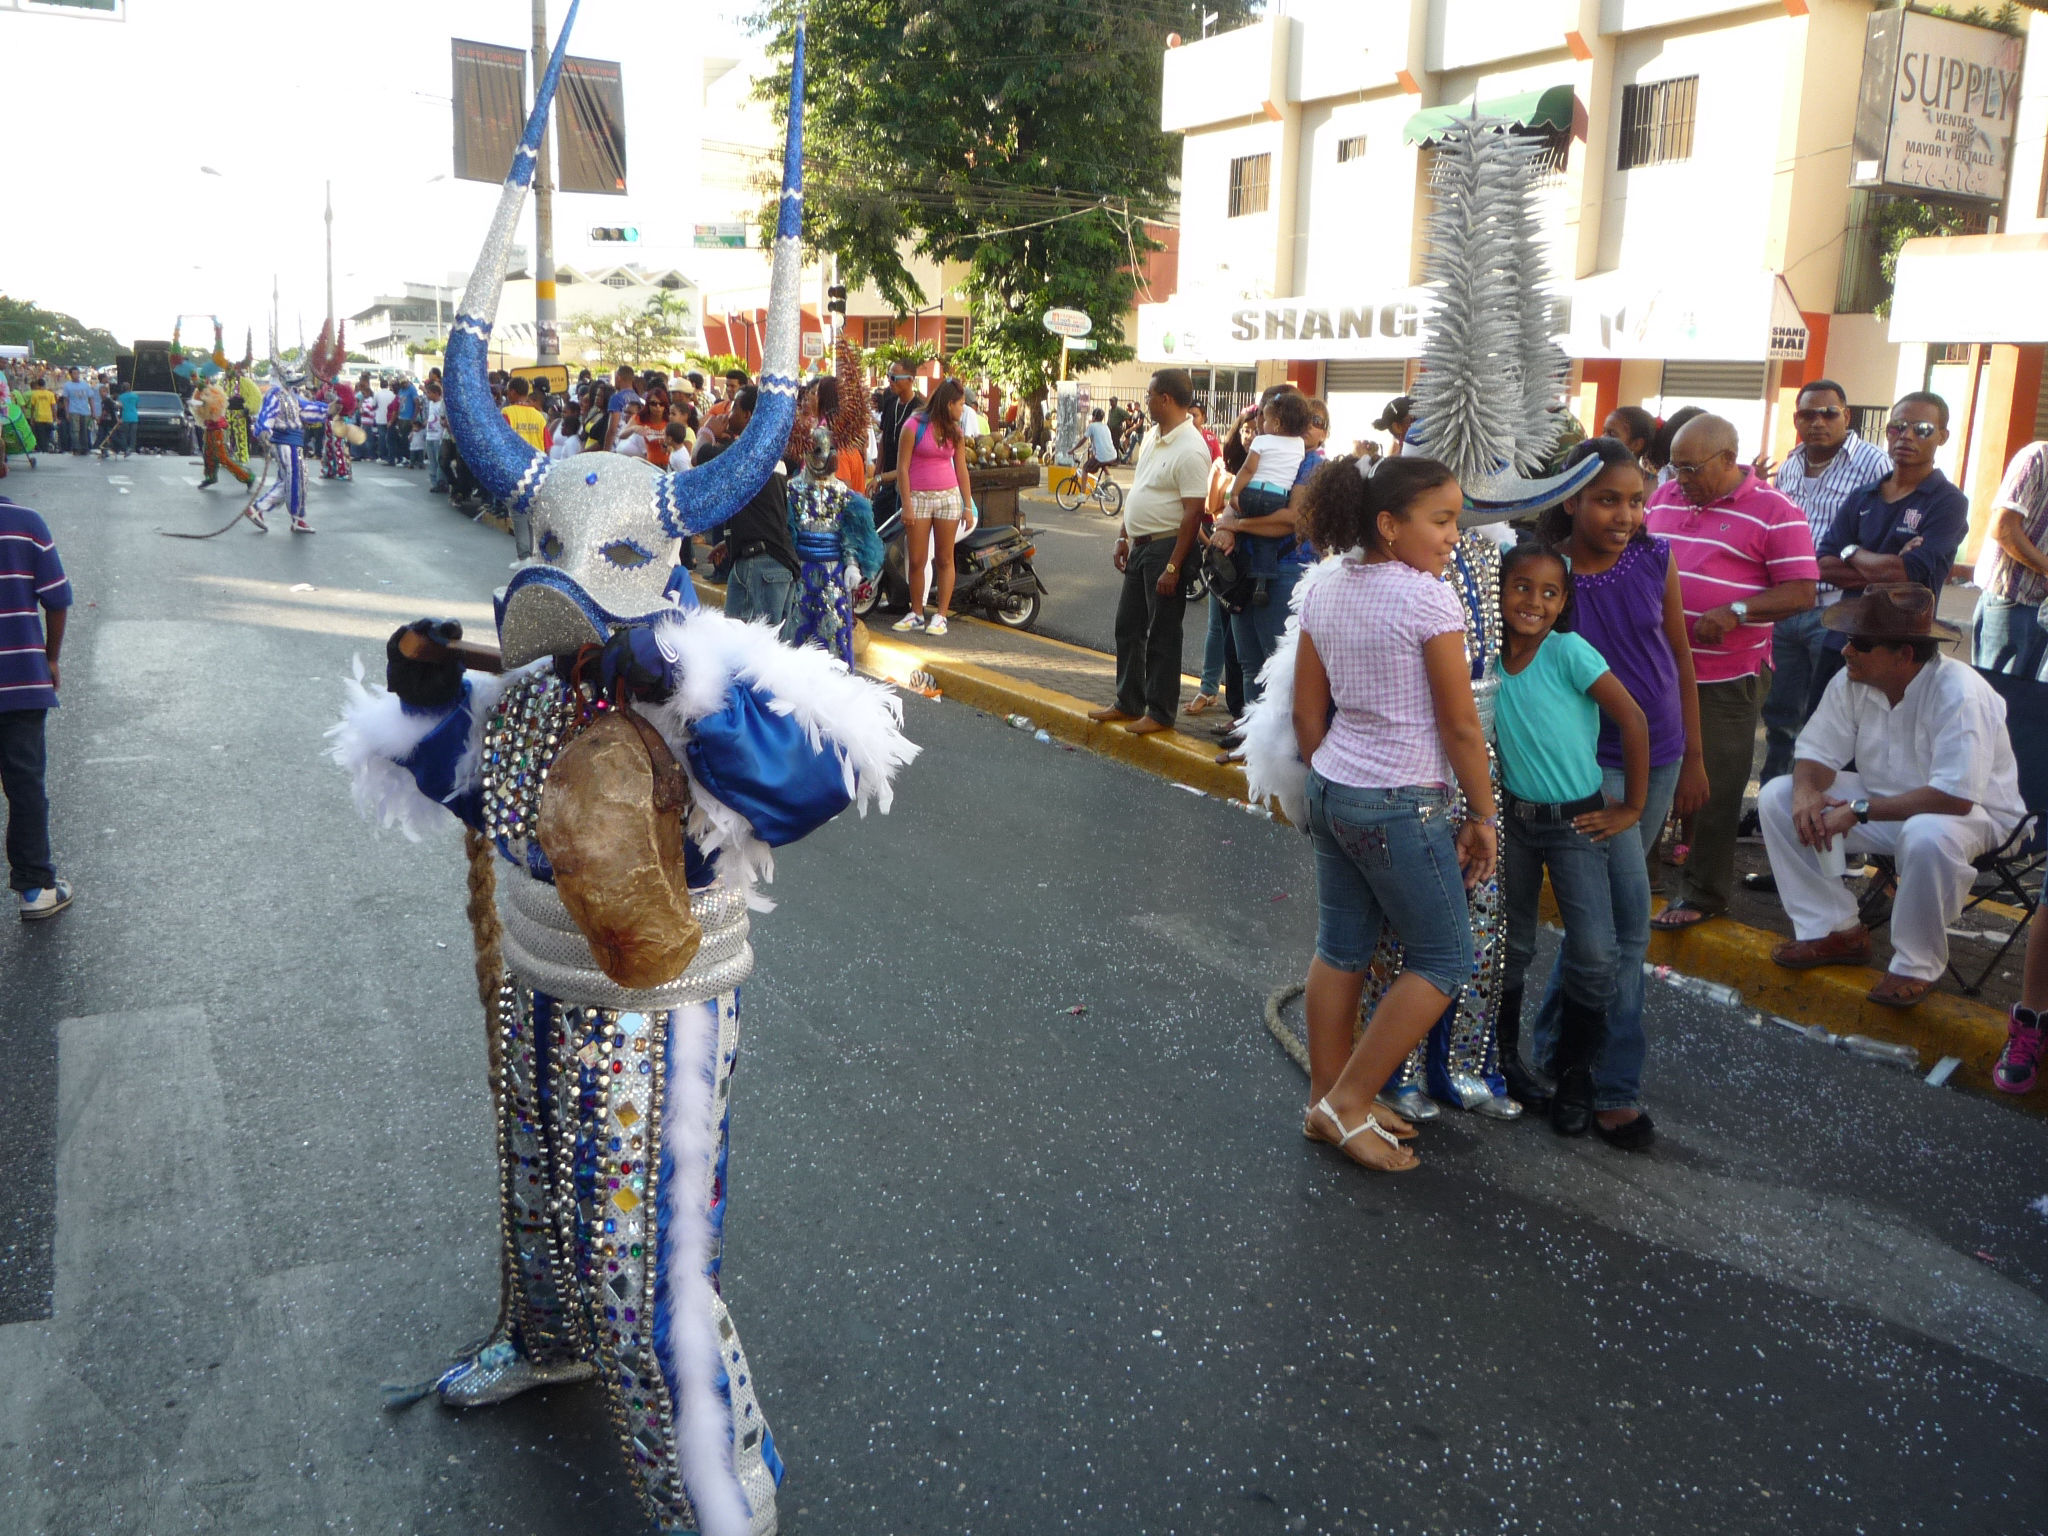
left=1144, top=0, right=2024, bottom=469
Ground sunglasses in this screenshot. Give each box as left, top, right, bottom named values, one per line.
left=1886, top=420, right=1939, bottom=440
left=1793, top=407, right=1842, bottom=423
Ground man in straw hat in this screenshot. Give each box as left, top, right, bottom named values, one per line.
left=1759, top=583, right=2026, bottom=1007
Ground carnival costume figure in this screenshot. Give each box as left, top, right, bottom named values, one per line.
left=329, top=16, right=912, bottom=1535
left=784, top=424, right=883, bottom=666
left=252, top=357, right=323, bottom=533
left=1241, top=110, right=1601, bottom=1124
left=193, top=379, right=252, bottom=489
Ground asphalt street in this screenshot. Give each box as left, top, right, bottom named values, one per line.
left=2, top=449, right=2046, bottom=1533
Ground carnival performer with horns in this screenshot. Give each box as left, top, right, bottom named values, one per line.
left=329, top=13, right=913, bottom=1535
left=1242, top=109, right=1605, bottom=1135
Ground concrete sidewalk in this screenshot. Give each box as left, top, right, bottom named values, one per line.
left=692, top=578, right=2028, bottom=1112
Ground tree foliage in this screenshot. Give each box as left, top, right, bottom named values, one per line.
left=0, top=294, right=124, bottom=366
left=748, top=0, right=1258, bottom=395
left=568, top=292, right=699, bottom=373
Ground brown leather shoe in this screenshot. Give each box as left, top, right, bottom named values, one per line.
left=1770, top=927, right=1872, bottom=970
left=1086, top=706, right=1137, bottom=723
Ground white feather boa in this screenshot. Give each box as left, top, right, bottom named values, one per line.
left=325, top=659, right=519, bottom=839
left=1239, top=551, right=1355, bottom=828
left=644, top=607, right=919, bottom=910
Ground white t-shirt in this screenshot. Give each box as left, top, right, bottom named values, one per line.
left=1248, top=433, right=1304, bottom=490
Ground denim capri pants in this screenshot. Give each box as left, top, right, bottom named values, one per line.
left=1305, top=770, right=1475, bottom=998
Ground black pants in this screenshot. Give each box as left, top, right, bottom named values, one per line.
left=1113, top=538, right=1187, bottom=726
left=0, top=708, right=53, bottom=892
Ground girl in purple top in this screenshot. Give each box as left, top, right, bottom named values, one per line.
left=1512, top=437, right=1709, bottom=1147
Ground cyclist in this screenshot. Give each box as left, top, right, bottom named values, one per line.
left=1082, top=408, right=1117, bottom=485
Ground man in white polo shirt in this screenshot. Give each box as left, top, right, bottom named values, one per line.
left=1087, top=369, right=1209, bottom=735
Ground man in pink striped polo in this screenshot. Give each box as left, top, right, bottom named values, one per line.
left=1646, top=414, right=1818, bottom=929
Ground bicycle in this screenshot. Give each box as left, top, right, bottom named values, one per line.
left=1054, top=464, right=1123, bottom=517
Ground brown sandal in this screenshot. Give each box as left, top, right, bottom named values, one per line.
left=1867, top=972, right=1937, bottom=1009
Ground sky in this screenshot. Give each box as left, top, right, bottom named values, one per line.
left=2, top=0, right=766, bottom=351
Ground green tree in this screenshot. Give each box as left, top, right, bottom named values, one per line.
left=569, top=291, right=699, bottom=373
left=748, top=0, right=1258, bottom=399
left=0, top=294, right=123, bottom=367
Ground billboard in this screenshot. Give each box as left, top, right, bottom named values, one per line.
left=452, top=38, right=528, bottom=185
left=1851, top=9, right=2026, bottom=203
left=558, top=55, right=628, bottom=196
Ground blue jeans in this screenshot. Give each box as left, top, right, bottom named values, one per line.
left=1502, top=809, right=1619, bottom=1010
left=1760, top=605, right=1828, bottom=784
left=725, top=553, right=796, bottom=628
left=1529, top=758, right=1681, bottom=1111
left=0, top=708, right=54, bottom=892
left=1974, top=593, right=2048, bottom=681
left=1225, top=563, right=1298, bottom=701
left=1305, top=773, right=1474, bottom=998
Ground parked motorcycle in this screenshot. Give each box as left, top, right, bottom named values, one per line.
left=853, top=509, right=1049, bottom=631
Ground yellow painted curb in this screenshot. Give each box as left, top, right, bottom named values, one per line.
left=694, top=573, right=2029, bottom=1109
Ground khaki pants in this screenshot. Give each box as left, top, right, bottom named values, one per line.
left=1682, top=671, right=1767, bottom=914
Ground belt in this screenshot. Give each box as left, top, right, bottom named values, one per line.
left=1503, top=788, right=1605, bottom=824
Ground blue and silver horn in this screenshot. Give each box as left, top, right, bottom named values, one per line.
left=447, top=6, right=812, bottom=666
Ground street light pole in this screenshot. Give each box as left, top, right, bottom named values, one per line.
left=532, top=0, right=560, bottom=368
left=324, top=180, right=335, bottom=330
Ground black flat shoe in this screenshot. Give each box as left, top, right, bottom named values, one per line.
left=1502, top=1056, right=1552, bottom=1113
left=1594, top=1109, right=1656, bottom=1151
left=1549, top=1067, right=1594, bottom=1137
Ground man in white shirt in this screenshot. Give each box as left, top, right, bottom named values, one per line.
left=1760, top=584, right=2026, bottom=1008
left=1087, top=370, right=1210, bottom=736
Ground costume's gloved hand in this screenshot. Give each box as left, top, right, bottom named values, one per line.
left=386, top=618, right=468, bottom=711
left=599, top=625, right=675, bottom=705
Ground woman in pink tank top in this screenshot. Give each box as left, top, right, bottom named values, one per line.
left=891, top=376, right=974, bottom=636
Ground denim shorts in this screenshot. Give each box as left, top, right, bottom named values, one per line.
left=1305, top=771, right=1474, bottom=997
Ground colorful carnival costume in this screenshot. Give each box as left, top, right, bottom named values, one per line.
left=328, top=16, right=902, bottom=1536
left=784, top=424, right=883, bottom=666
left=193, top=381, right=252, bottom=489
left=252, top=365, right=322, bottom=533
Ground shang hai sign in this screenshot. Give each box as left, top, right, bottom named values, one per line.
left=1851, top=8, right=2025, bottom=203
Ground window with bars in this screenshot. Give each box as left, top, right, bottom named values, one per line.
left=1228, top=153, right=1271, bottom=217
left=864, top=317, right=896, bottom=348
left=944, top=316, right=969, bottom=351
left=1336, top=135, right=1367, bottom=164
left=1617, top=76, right=1699, bottom=171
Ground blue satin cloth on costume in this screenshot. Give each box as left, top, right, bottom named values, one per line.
left=686, top=683, right=852, bottom=846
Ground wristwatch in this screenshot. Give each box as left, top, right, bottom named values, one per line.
left=1839, top=543, right=1862, bottom=563
left=1729, top=599, right=1751, bottom=622
left=1851, top=797, right=1871, bottom=823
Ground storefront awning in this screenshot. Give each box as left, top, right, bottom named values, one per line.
left=1402, top=85, right=1576, bottom=146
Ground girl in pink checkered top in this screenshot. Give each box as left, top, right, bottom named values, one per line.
left=1292, top=457, right=1501, bottom=1173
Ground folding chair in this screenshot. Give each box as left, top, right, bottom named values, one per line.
left=1859, top=667, right=2046, bottom=995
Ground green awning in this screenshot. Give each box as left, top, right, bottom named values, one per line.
left=1402, top=85, right=1576, bottom=146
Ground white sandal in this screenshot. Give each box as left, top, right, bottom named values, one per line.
left=1308, top=1097, right=1417, bottom=1172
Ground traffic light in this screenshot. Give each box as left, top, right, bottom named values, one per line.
left=827, top=284, right=847, bottom=319
left=590, top=226, right=640, bottom=242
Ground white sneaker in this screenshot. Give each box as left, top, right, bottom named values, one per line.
left=925, top=614, right=949, bottom=636
left=891, top=612, right=925, bottom=632
left=20, top=880, right=72, bottom=920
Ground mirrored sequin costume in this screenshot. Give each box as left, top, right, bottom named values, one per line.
left=1370, top=531, right=1510, bottom=1108
left=784, top=452, right=883, bottom=666
left=326, top=16, right=912, bottom=1536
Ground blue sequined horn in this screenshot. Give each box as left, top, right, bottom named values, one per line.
left=443, top=0, right=580, bottom=513
left=653, top=24, right=806, bottom=539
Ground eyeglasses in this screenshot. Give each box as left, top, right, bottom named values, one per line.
left=1670, top=450, right=1730, bottom=477
left=1793, top=407, right=1842, bottom=423
left=1886, top=420, right=1939, bottom=440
